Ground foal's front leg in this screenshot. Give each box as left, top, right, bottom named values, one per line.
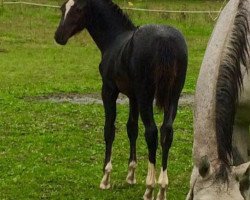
left=99, top=84, right=119, bottom=190
left=126, top=97, right=139, bottom=184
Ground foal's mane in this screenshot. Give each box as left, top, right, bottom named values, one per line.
left=215, top=0, right=249, bottom=179
left=101, top=0, right=135, bottom=30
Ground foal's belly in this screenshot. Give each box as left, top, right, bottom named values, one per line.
left=236, top=72, right=250, bottom=125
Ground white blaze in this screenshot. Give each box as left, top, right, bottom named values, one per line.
left=64, top=0, right=75, bottom=20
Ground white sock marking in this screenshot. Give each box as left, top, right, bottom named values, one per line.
left=143, top=162, right=156, bottom=200
left=144, top=188, right=154, bottom=200
left=64, top=0, right=75, bottom=20
left=156, top=168, right=169, bottom=200
left=146, top=162, right=156, bottom=186
left=100, top=161, right=112, bottom=189
left=158, top=168, right=168, bottom=188
left=126, top=161, right=137, bottom=184
left=104, top=161, right=112, bottom=172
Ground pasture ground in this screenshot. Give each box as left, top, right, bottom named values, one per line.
left=0, top=1, right=223, bottom=199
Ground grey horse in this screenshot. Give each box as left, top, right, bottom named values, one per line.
left=187, top=0, right=250, bottom=199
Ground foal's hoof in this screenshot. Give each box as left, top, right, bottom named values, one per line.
left=126, top=161, right=137, bottom=184
left=156, top=168, right=168, bottom=200
left=156, top=187, right=167, bottom=200
left=126, top=176, right=136, bottom=184
left=100, top=182, right=111, bottom=190
left=99, top=174, right=111, bottom=190
left=143, top=187, right=154, bottom=200
left=100, top=162, right=112, bottom=190
left=143, top=195, right=154, bottom=200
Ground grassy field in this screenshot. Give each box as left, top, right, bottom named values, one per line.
left=0, top=0, right=223, bottom=199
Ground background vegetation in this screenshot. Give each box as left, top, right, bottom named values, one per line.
left=0, top=0, right=225, bottom=199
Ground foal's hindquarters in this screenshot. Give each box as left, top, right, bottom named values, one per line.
left=99, top=25, right=187, bottom=200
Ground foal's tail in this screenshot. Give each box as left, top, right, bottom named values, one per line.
left=153, top=38, right=178, bottom=111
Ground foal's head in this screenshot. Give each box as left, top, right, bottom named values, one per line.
left=55, top=0, right=89, bottom=45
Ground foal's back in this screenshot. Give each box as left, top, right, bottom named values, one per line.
left=102, top=24, right=188, bottom=96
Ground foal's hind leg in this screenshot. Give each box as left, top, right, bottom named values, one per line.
left=126, top=97, right=139, bottom=184
left=139, top=101, right=158, bottom=200
left=100, top=83, right=119, bottom=190
left=156, top=101, right=178, bottom=200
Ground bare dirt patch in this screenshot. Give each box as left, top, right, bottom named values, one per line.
left=27, top=93, right=194, bottom=106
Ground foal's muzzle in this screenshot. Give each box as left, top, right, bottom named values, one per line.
left=54, top=33, right=67, bottom=45
left=54, top=27, right=69, bottom=45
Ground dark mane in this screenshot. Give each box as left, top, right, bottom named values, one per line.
left=215, top=0, right=249, bottom=178
left=103, top=0, right=135, bottom=30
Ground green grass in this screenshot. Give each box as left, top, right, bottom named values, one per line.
left=0, top=1, right=222, bottom=199
left=0, top=101, right=193, bottom=199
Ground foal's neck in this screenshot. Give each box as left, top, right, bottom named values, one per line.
left=86, top=0, right=135, bottom=54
